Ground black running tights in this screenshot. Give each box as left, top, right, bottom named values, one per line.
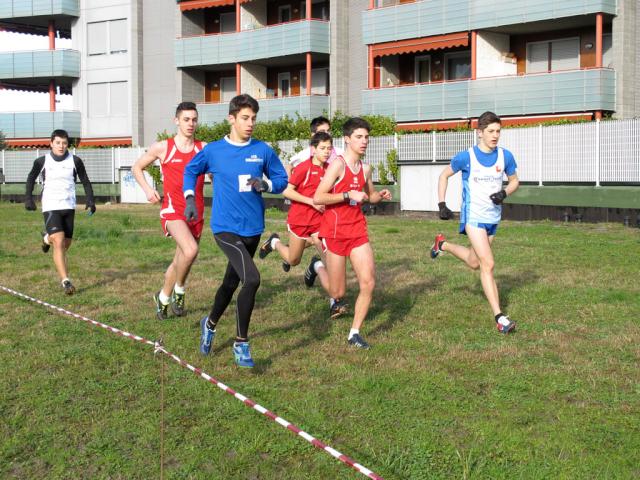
left=208, top=232, right=261, bottom=340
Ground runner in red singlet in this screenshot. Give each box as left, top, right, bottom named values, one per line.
left=314, top=118, right=392, bottom=349
left=259, top=132, right=338, bottom=311
left=133, top=101, right=207, bottom=320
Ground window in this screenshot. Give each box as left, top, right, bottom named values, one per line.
left=220, top=12, right=236, bottom=33
left=277, top=72, right=291, bottom=97
left=87, top=22, right=107, bottom=56
left=88, top=81, right=128, bottom=117
left=603, top=34, right=613, bottom=67
left=220, top=77, right=236, bottom=102
left=278, top=5, right=291, bottom=23
left=527, top=37, right=579, bottom=73
left=414, top=55, right=430, bottom=83
left=300, top=68, right=329, bottom=94
left=109, top=19, right=127, bottom=53
left=87, top=19, right=127, bottom=56
left=445, top=52, right=471, bottom=80
left=300, top=1, right=330, bottom=20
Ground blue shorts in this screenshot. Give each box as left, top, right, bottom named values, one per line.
left=459, top=222, right=498, bottom=236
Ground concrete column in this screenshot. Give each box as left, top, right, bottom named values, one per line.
left=236, top=63, right=241, bottom=94
left=368, top=46, right=374, bottom=88
left=596, top=13, right=603, bottom=67
left=49, top=80, right=56, bottom=112
left=471, top=31, right=477, bottom=79
left=236, top=0, right=241, bottom=31
left=306, top=53, right=312, bottom=95
left=48, top=20, right=56, bottom=112
left=612, top=0, right=637, bottom=118
left=48, top=20, right=55, bottom=49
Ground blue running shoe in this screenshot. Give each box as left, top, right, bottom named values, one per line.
left=199, top=316, right=216, bottom=355
left=233, top=342, right=255, bottom=368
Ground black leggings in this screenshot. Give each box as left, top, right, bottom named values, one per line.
left=208, top=232, right=261, bottom=340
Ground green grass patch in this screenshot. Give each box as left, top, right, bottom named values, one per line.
left=1, top=203, right=639, bottom=479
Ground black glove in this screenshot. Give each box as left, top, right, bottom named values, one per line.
left=247, top=177, right=269, bottom=193
left=438, top=201, right=453, bottom=220
left=85, top=203, right=96, bottom=215
left=25, top=197, right=36, bottom=211
left=489, top=189, right=507, bottom=205
left=184, top=195, right=198, bottom=222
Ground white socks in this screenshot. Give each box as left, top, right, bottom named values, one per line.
left=43, top=233, right=50, bottom=245
left=159, top=290, right=171, bottom=305
left=348, top=328, right=359, bottom=340
left=270, top=237, right=280, bottom=249
left=313, top=260, right=324, bottom=274
left=174, top=284, right=185, bottom=295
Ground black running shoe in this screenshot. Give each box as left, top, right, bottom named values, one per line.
left=348, top=333, right=370, bottom=350
left=282, top=262, right=291, bottom=272
left=41, top=231, right=50, bottom=253
left=304, top=255, right=321, bottom=287
left=153, top=291, right=169, bottom=320
left=259, top=233, right=279, bottom=259
left=171, top=290, right=185, bottom=316
left=62, top=280, right=75, bottom=295
left=330, top=299, right=348, bottom=319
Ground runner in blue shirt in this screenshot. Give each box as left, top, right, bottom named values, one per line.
left=430, top=111, right=520, bottom=334
left=183, top=94, right=288, bottom=367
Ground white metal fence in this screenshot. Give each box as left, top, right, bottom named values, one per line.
left=1, top=119, right=639, bottom=185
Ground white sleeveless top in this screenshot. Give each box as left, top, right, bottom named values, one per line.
left=462, top=147, right=505, bottom=225
left=42, top=152, right=77, bottom=212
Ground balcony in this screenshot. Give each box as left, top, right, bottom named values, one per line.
left=362, top=0, right=617, bottom=44
left=0, top=49, right=80, bottom=83
left=198, top=95, right=330, bottom=124
left=176, top=20, right=330, bottom=67
left=0, top=111, right=81, bottom=138
left=0, top=0, right=79, bottom=20
left=361, top=69, right=616, bottom=122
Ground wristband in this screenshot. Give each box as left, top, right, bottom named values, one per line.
left=343, top=192, right=350, bottom=202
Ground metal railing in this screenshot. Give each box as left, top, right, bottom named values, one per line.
left=1, top=118, right=639, bottom=185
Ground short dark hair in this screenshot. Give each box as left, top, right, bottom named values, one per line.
left=343, top=117, right=370, bottom=137
left=310, top=116, right=330, bottom=134
left=175, top=101, right=198, bottom=117
left=229, top=94, right=259, bottom=116
left=309, top=131, right=333, bottom=148
left=477, top=111, right=501, bottom=131
left=50, top=129, right=69, bottom=142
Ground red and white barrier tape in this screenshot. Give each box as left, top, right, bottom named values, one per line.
left=1, top=285, right=384, bottom=480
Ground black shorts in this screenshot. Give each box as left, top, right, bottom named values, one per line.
left=43, top=209, right=75, bottom=238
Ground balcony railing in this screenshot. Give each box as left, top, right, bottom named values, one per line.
left=176, top=20, right=330, bottom=67
left=0, top=0, right=79, bottom=19
left=363, top=0, right=617, bottom=44
left=198, top=95, right=330, bottom=124
left=0, top=111, right=81, bottom=138
left=0, top=49, right=80, bottom=81
left=361, top=69, right=616, bottom=122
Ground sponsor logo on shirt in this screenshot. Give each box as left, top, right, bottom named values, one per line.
left=245, top=155, right=264, bottom=163
left=473, top=175, right=501, bottom=184
left=170, top=158, right=183, bottom=163
left=495, top=165, right=502, bottom=172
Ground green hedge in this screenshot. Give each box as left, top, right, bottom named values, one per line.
left=157, top=111, right=396, bottom=144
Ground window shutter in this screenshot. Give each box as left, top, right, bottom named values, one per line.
left=527, top=42, right=549, bottom=73
left=550, top=38, right=579, bottom=71
left=109, top=19, right=127, bottom=54
left=87, top=22, right=107, bottom=56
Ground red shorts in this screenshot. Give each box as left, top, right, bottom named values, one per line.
left=161, top=217, right=204, bottom=240
left=287, top=223, right=320, bottom=240
left=321, top=235, right=369, bottom=256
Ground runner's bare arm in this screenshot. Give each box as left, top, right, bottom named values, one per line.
left=363, top=164, right=392, bottom=204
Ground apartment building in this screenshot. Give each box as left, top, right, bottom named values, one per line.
left=359, top=0, right=639, bottom=129
left=0, top=0, right=637, bottom=147
left=0, top=0, right=146, bottom=147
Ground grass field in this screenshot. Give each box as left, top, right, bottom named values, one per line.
left=1, top=202, right=639, bottom=479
